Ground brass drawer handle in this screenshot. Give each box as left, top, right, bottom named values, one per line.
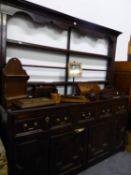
left=56, top=118, right=61, bottom=122
left=74, top=128, right=85, bottom=133
left=88, top=112, right=91, bottom=116
left=82, top=113, right=86, bottom=117
left=107, top=108, right=110, bottom=112
left=102, top=109, right=110, bottom=113
left=118, top=106, right=121, bottom=110
left=34, top=122, right=38, bottom=126
left=122, top=105, right=125, bottom=109
left=28, top=127, right=35, bottom=131
left=64, top=116, right=68, bottom=121
left=103, top=143, right=107, bottom=147
left=45, top=116, right=50, bottom=123
left=102, top=109, right=106, bottom=113
left=23, top=123, right=28, bottom=128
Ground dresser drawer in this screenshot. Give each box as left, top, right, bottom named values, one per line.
left=50, top=110, right=72, bottom=129
left=96, top=102, right=113, bottom=119
left=77, top=105, right=96, bottom=123
left=113, top=98, right=128, bottom=114
left=14, top=117, right=43, bottom=135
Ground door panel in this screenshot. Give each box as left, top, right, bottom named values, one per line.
left=15, top=138, right=49, bottom=175
left=50, top=128, right=87, bottom=175
left=88, top=120, right=113, bottom=162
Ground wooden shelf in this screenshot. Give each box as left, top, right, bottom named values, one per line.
left=7, top=39, right=111, bottom=60
left=69, top=50, right=111, bottom=59
left=23, top=64, right=65, bottom=70
left=28, top=80, right=108, bottom=87
left=22, top=64, right=106, bottom=72
left=7, top=39, right=68, bottom=54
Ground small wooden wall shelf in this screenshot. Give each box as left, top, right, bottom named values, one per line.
left=3, top=58, right=29, bottom=107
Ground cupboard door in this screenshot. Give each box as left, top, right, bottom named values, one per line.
left=114, top=114, right=127, bottom=150
left=88, top=120, right=113, bottom=163
left=50, top=128, right=87, bottom=175
left=14, top=138, right=49, bottom=175
left=113, top=100, right=128, bottom=150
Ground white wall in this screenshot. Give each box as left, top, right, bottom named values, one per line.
left=26, top=0, right=131, bottom=61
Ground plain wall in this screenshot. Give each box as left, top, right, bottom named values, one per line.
left=26, top=0, right=131, bottom=61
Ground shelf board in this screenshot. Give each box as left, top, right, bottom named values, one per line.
left=83, top=68, right=106, bottom=71
left=69, top=50, right=111, bottom=59
left=23, top=64, right=106, bottom=72
left=7, top=39, right=111, bottom=60
left=7, top=39, right=68, bottom=54
left=28, top=80, right=107, bottom=86
left=23, top=64, right=65, bottom=70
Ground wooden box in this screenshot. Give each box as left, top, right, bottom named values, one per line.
left=76, top=82, right=101, bottom=100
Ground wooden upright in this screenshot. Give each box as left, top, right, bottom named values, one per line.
left=128, top=36, right=131, bottom=61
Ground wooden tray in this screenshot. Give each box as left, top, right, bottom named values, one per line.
left=13, top=97, right=58, bottom=108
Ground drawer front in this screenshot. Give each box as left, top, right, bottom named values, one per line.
left=77, top=105, right=96, bottom=123
left=97, top=102, right=112, bottom=119
left=15, top=117, right=44, bottom=135
left=50, top=108, right=73, bottom=129
left=14, top=107, right=74, bottom=135
left=14, top=111, right=52, bottom=135
left=112, top=98, right=128, bottom=114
